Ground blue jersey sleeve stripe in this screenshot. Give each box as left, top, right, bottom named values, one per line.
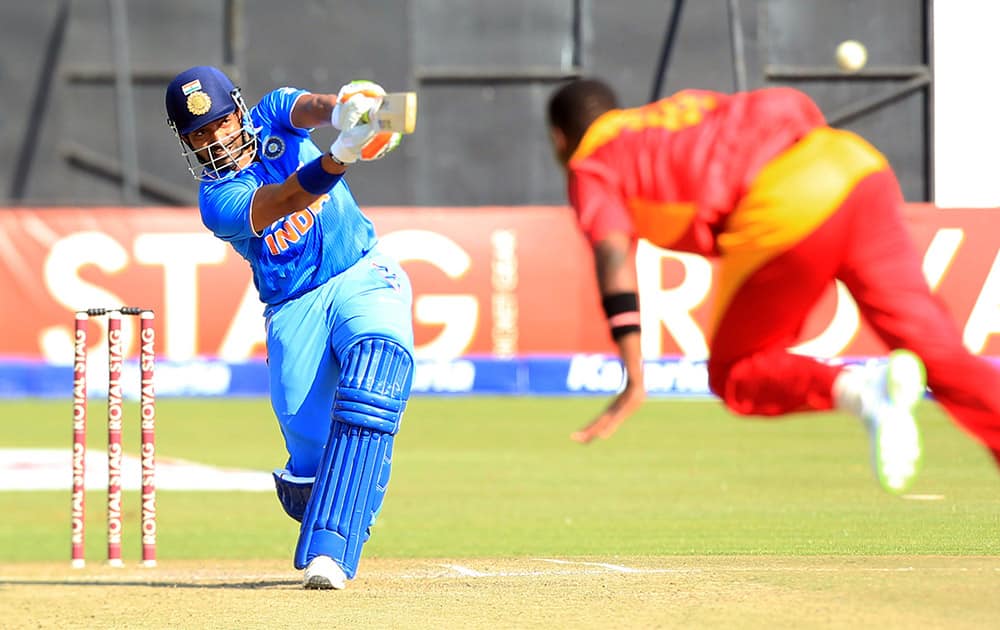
left=247, top=188, right=264, bottom=237
left=254, top=88, right=310, bottom=137
left=288, top=91, right=311, bottom=131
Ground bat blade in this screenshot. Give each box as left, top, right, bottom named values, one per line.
left=365, top=92, right=418, bottom=134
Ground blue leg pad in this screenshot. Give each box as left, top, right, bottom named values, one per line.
left=294, top=339, right=413, bottom=576
left=272, top=468, right=314, bottom=523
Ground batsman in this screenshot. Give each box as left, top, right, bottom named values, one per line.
left=165, top=66, right=414, bottom=590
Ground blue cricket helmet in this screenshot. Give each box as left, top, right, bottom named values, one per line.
left=165, top=65, right=238, bottom=135
left=165, top=65, right=258, bottom=181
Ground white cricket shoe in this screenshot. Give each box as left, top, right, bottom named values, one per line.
left=303, top=555, right=347, bottom=590
left=860, top=350, right=926, bottom=494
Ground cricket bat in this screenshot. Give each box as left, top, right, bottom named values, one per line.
left=363, top=92, right=418, bottom=134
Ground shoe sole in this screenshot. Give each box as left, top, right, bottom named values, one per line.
left=303, top=557, right=347, bottom=590
left=886, top=349, right=926, bottom=412
left=304, top=576, right=346, bottom=590
left=875, top=350, right=926, bottom=493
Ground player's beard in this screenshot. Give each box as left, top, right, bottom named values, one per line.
left=197, top=129, right=253, bottom=173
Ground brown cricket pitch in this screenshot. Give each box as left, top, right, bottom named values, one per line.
left=1, top=555, right=998, bottom=629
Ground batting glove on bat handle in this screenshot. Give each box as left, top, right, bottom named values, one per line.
left=330, top=122, right=379, bottom=164
left=360, top=131, right=402, bottom=161
left=331, top=80, right=386, bottom=130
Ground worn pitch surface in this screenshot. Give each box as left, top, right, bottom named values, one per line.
left=3, top=556, right=999, bottom=629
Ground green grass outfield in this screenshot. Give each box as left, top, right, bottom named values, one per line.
left=1, top=396, right=998, bottom=564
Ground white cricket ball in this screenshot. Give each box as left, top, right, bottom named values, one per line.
left=836, top=40, right=868, bottom=72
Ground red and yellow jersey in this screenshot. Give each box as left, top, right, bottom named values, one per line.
left=567, top=87, right=826, bottom=255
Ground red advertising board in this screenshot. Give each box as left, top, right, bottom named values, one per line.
left=1, top=205, right=999, bottom=362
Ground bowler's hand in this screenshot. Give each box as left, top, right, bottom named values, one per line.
left=571, top=381, right=646, bottom=444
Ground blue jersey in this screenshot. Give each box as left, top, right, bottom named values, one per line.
left=198, top=87, right=377, bottom=305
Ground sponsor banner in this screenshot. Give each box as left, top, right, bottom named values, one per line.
left=0, top=358, right=258, bottom=398
left=0, top=356, right=715, bottom=398
left=2, top=354, right=932, bottom=399
left=2, top=205, right=1000, bottom=366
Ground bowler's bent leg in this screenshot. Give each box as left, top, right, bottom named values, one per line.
left=708, top=213, right=848, bottom=416
left=707, top=128, right=882, bottom=416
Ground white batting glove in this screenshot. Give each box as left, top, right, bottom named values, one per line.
left=330, top=80, right=386, bottom=130
left=360, top=132, right=403, bottom=161
left=330, top=122, right=379, bottom=164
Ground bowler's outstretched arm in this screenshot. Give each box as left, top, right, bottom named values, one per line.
left=572, top=231, right=647, bottom=443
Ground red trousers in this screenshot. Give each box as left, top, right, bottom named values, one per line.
left=706, top=127, right=1000, bottom=463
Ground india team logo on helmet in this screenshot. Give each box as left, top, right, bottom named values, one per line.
left=180, top=78, right=213, bottom=116
left=186, top=91, right=212, bottom=116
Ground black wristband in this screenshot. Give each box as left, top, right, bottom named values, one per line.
left=602, top=292, right=639, bottom=318
left=602, top=292, right=641, bottom=340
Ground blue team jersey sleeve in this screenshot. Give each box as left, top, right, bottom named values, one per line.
left=255, top=87, right=311, bottom=136
left=198, top=87, right=310, bottom=242
left=199, top=176, right=260, bottom=241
